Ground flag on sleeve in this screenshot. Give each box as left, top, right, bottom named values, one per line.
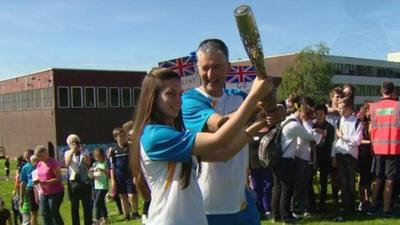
left=158, top=56, right=196, bottom=77
left=225, top=65, right=256, bottom=83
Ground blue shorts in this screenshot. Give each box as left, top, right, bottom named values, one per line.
left=116, top=175, right=137, bottom=194
left=207, top=188, right=260, bottom=225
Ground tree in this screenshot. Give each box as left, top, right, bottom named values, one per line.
left=277, top=43, right=335, bottom=104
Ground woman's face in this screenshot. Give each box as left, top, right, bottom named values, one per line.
left=156, top=79, right=182, bottom=124
left=343, top=87, right=352, bottom=97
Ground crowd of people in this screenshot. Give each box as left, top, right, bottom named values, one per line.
left=1, top=38, right=400, bottom=225
left=2, top=124, right=148, bottom=225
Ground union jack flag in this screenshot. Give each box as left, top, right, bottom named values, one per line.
left=158, top=56, right=196, bottom=77
left=226, top=65, right=256, bottom=83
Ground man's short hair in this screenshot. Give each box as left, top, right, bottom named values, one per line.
left=112, top=127, right=125, bottom=138
left=381, top=81, right=394, bottom=95
left=197, top=39, right=229, bottom=61
left=339, top=96, right=354, bottom=109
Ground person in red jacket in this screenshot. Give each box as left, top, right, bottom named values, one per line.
left=369, top=81, right=400, bottom=217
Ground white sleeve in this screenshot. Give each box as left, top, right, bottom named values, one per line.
left=303, top=121, right=323, bottom=144
left=287, top=122, right=316, bottom=142
left=345, top=122, right=363, bottom=147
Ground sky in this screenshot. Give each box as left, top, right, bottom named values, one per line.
left=1, top=0, right=399, bottom=80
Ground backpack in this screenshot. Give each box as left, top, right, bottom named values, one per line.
left=258, top=118, right=296, bottom=168
left=336, top=117, right=361, bottom=131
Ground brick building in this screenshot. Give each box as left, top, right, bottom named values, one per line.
left=0, top=68, right=146, bottom=159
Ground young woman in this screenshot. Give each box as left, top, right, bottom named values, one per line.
left=129, top=68, right=271, bottom=225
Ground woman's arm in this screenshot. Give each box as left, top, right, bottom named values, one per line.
left=200, top=120, right=266, bottom=162
left=43, top=167, right=62, bottom=184
left=192, top=77, right=272, bottom=156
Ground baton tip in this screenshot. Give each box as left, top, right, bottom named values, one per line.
left=234, top=5, right=251, bottom=15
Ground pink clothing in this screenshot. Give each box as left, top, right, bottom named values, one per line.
left=36, top=158, right=64, bottom=195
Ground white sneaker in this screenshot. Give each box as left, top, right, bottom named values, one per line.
left=141, top=214, right=148, bottom=225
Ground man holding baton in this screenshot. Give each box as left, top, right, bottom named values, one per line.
left=182, top=39, right=282, bottom=225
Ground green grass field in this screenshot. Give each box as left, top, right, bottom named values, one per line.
left=1, top=158, right=399, bottom=224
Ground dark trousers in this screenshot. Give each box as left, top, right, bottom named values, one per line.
left=293, top=157, right=312, bottom=212
left=114, top=194, right=123, bottom=214
left=250, top=168, right=273, bottom=213
left=94, top=189, right=108, bottom=220
left=143, top=200, right=151, bottom=215
left=12, top=209, right=22, bottom=225
left=68, top=182, right=93, bottom=225
left=336, top=154, right=357, bottom=214
left=271, top=158, right=296, bottom=222
left=40, top=192, right=64, bottom=225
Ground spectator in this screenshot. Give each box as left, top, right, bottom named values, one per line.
left=35, top=145, right=64, bottom=225
left=90, top=148, right=109, bottom=225
left=356, top=101, right=374, bottom=212
left=123, top=120, right=151, bottom=225
left=15, top=155, right=27, bottom=197
left=4, top=156, right=10, bottom=181
left=109, top=128, right=139, bottom=221
left=292, top=97, right=322, bottom=216
left=64, top=134, right=93, bottom=225
left=248, top=128, right=274, bottom=219
left=313, top=104, right=335, bottom=212
left=332, top=97, right=363, bottom=219
left=0, top=198, right=12, bottom=225
left=11, top=191, right=21, bottom=225
left=326, top=87, right=343, bottom=127
left=369, top=81, right=400, bottom=217
left=19, top=149, right=38, bottom=225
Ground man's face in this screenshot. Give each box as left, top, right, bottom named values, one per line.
left=115, top=132, right=127, bottom=146
left=338, top=102, right=352, bottom=117
left=316, top=110, right=326, bottom=123
left=196, top=51, right=230, bottom=97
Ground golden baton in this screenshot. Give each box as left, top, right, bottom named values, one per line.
left=234, top=5, right=276, bottom=111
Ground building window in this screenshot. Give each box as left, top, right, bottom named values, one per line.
left=71, top=86, right=83, bottom=108
left=84, top=87, right=96, bottom=108
left=133, top=87, right=141, bottom=106
left=97, top=87, right=108, bottom=108
left=57, top=86, right=69, bottom=108
left=121, top=87, right=132, bottom=107
left=109, top=87, right=120, bottom=107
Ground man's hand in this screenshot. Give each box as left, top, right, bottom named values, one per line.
left=336, top=129, right=343, bottom=139
left=264, top=104, right=286, bottom=126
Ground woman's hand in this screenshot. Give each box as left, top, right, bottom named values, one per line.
left=248, top=77, right=274, bottom=101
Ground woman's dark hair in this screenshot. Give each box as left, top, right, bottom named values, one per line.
left=315, top=104, right=328, bottom=114
left=299, top=96, right=315, bottom=120
left=343, top=83, right=355, bottom=100
left=130, top=68, right=192, bottom=200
